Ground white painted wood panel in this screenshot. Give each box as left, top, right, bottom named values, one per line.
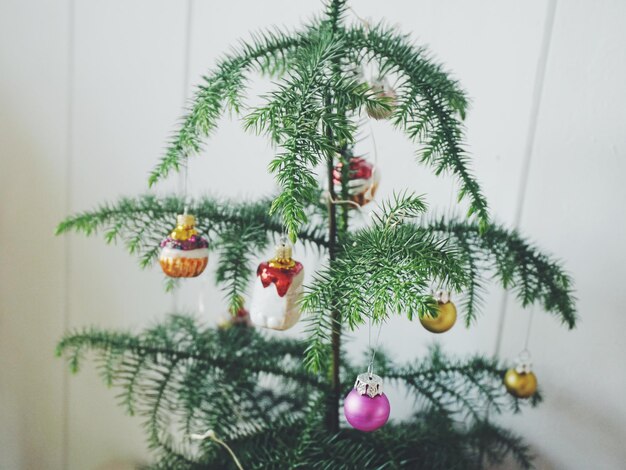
left=0, top=1, right=70, bottom=469
left=499, top=1, right=626, bottom=469
left=67, top=1, right=189, bottom=468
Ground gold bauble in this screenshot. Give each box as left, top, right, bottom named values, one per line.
left=420, top=301, right=457, bottom=333
left=504, top=369, right=537, bottom=398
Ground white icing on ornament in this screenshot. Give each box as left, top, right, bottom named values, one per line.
left=159, top=247, right=209, bottom=260
left=250, top=268, right=304, bottom=331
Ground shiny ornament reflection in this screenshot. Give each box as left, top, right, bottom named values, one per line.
left=420, top=300, right=457, bottom=333
left=504, top=369, right=537, bottom=399
left=344, top=373, right=390, bottom=432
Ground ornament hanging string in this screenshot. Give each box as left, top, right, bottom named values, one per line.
left=182, top=154, right=189, bottom=215
left=366, top=119, right=380, bottom=206
left=328, top=196, right=363, bottom=210
left=326, top=18, right=385, bottom=370
left=190, top=430, right=244, bottom=470
left=523, top=305, right=536, bottom=352
left=327, top=183, right=371, bottom=223
left=349, top=6, right=370, bottom=31
left=367, top=314, right=384, bottom=378
left=432, top=179, right=456, bottom=294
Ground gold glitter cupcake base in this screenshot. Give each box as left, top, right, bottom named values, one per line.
left=159, top=257, right=208, bottom=278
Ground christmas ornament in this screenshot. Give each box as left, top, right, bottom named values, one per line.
left=217, top=298, right=252, bottom=329
left=332, top=156, right=380, bottom=207
left=159, top=214, right=209, bottom=278
left=344, top=372, right=390, bottom=432
left=504, top=350, right=537, bottom=399
left=367, top=83, right=396, bottom=120
left=420, top=291, right=457, bottom=333
left=250, top=240, right=304, bottom=330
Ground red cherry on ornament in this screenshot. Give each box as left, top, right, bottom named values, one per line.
left=343, top=373, right=390, bottom=432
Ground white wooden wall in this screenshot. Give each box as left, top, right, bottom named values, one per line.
left=1, top=1, right=625, bottom=469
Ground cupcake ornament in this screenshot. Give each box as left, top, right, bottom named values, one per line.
left=159, top=214, right=209, bottom=278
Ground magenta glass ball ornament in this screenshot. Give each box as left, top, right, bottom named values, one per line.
left=343, top=388, right=390, bottom=432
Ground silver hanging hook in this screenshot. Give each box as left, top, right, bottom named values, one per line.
left=367, top=317, right=383, bottom=379
left=279, top=230, right=288, bottom=245
left=432, top=289, right=451, bottom=304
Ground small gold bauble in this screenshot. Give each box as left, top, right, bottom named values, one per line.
left=420, top=301, right=457, bottom=333
left=504, top=369, right=537, bottom=398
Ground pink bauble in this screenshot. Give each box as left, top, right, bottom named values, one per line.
left=343, top=388, right=390, bottom=432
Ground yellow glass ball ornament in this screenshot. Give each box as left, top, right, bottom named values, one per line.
left=504, top=369, right=537, bottom=399
left=420, top=292, right=457, bottom=333
left=504, top=350, right=537, bottom=398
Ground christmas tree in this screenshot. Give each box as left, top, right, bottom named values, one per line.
left=55, top=0, right=576, bottom=468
